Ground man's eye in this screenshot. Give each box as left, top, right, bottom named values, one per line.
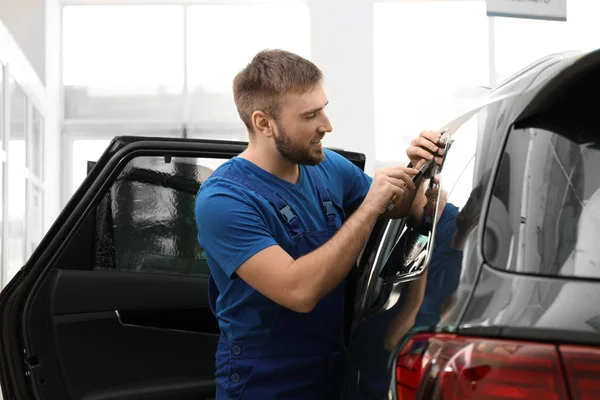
left=306, top=113, right=316, bottom=120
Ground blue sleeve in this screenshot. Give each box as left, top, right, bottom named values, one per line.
left=195, top=180, right=278, bottom=278
left=324, top=150, right=373, bottom=210
left=434, top=203, right=460, bottom=248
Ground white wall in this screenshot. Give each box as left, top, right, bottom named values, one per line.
left=0, top=0, right=46, bottom=84
left=44, top=0, right=61, bottom=229
left=308, top=0, right=376, bottom=174
left=0, top=0, right=61, bottom=234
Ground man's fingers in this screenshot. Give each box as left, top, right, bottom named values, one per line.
left=419, top=130, right=442, bottom=143
left=386, top=186, right=405, bottom=212
left=385, top=168, right=419, bottom=187
left=415, top=159, right=428, bottom=170
left=388, top=175, right=415, bottom=191
left=407, top=147, right=435, bottom=161
left=412, top=136, right=439, bottom=154
left=385, top=166, right=419, bottom=175
left=391, top=185, right=405, bottom=204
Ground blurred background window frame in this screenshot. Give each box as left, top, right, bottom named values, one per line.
left=60, top=0, right=311, bottom=204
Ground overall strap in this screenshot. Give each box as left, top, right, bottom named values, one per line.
left=212, top=167, right=302, bottom=236
left=306, top=166, right=345, bottom=229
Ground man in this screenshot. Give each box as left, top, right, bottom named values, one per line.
left=194, top=49, right=438, bottom=399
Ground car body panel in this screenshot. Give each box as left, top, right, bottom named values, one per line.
left=461, top=264, right=600, bottom=340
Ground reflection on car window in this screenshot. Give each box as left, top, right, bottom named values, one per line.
left=485, top=128, right=600, bottom=278
left=402, top=113, right=487, bottom=326
left=94, top=156, right=225, bottom=277
left=441, top=115, right=479, bottom=241
left=430, top=110, right=494, bottom=325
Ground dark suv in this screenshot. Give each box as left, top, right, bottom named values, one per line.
left=1, top=48, right=600, bottom=400
left=388, top=48, right=600, bottom=399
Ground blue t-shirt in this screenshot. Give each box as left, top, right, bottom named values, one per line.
left=194, top=149, right=372, bottom=341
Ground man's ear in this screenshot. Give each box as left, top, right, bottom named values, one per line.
left=251, top=111, right=274, bottom=138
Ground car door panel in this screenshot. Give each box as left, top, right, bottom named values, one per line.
left=51, top=270, right=215, bottom=319
left=54, top=303, right=217, bottom=400
left=24, top=269, right=219, bottom=400
left=81, top=378, right=216, bottom=400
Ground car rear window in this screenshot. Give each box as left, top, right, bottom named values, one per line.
left=484, top=127, right=600, bottom=278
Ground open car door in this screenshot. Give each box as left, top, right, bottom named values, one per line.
left=0, top=136, right=370, bottom=400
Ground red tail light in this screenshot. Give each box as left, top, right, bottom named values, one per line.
left=560, top=345, right=600, bottom=400
left=395, top=333, right=571, bottom=400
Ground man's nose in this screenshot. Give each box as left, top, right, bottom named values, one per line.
left=319, top=113, right=333, bottom=133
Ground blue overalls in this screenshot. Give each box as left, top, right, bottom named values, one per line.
left=207, top=165, right=349, bottom=399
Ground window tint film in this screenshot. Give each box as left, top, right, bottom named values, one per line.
left=425, top=109, right=495, bottom=327
left=485, top=128, right=600, bottom=278
left=94, top=156, right=226, bottom=277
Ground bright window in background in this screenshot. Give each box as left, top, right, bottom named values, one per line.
left=494, top=0, right=600, bottom=84
left=0, top=63, right=3, bottom=148
left=28, top=107, right=44, bottom=256
left=31, top=107, right=43, bottom=178
left=62, top=3, right=312, bottom=199
left=62, top=6, right=185, bottom=120
left=72, top=139, right=111, bottom=194
left=374, top=0, right=489, bottom=163
left=186, top=3, right=310, bottom=124
left=0, top=64, right=4, bottom=274
left=7, top=79, right=27, bottom=282
left=27, top=185, right=43, bottom=256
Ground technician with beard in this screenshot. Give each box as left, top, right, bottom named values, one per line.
left=195, top=49, right=436, bottom=400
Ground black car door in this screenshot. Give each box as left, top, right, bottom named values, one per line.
left=0, top=136, right=368, bottom=400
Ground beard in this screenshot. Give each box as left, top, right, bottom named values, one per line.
left=273, top=122, right=324, bottom=166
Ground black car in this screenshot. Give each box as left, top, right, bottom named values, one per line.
left=387, top=48, right=600, bottom=400
left=1, top=47, right=600, bottom=400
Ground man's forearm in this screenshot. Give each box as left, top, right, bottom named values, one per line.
left=290, top=205, right=379, bottom=308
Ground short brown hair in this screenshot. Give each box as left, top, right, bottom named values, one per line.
left=233, top=49, right=323, bottom=133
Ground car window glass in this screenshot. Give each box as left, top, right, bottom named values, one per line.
left=485, top=128, right=600, bottom=278
left=94, top=156, right=226, bottom=277
left=440, top=114, right=480, bottom=240
left=443, top=117, right=477, bottom=209
left=427, top=110, right=494, bottom=328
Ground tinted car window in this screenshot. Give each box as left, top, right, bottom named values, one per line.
left=94, top=156, right=225, bottom=277
left=485, top=128, right=600, bottom=278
